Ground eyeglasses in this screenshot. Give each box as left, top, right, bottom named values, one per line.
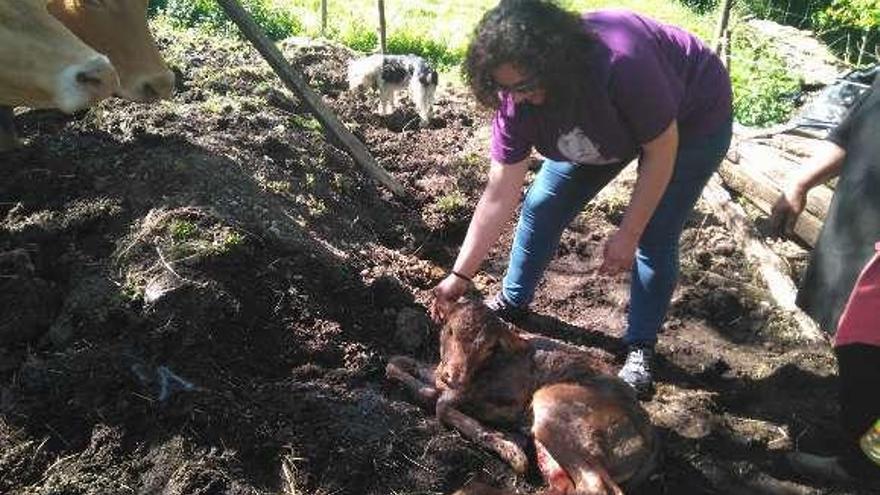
left=493, top=74, right=541, bottom=94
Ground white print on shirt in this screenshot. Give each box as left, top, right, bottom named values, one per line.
left=557, top=127, right=619, bottom=165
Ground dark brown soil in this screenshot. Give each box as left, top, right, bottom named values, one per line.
left=0, top=22, right=867, bottom=495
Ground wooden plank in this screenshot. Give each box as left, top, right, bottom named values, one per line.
left=701, top=175, right=827, bottom=344
left=718, top=160, right=823, bottom=246
left=215, top=0, right=409, bottom=200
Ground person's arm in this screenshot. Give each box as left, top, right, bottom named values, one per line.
left=430, top=159, right=530, bottom=322
left=600, top=120, right=678, bottom=274
left=771, top=141, right=846, bottom=235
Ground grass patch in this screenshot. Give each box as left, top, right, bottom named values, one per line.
left=435, top=191, right=468, bottom=216
left=169, top=219, right=197, bottom=242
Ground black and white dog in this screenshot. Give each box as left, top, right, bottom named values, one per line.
left=347, top=54, right=438, bottom=125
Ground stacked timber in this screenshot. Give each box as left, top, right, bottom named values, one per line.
left=719, top=134, right=834, bottom=247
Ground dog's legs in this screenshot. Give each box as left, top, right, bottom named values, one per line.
left=377, top=81, right=390, bottom=115
left=409, top=79, right=435, bottom=126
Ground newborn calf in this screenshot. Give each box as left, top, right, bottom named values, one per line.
left=387, top=301, right=659, bottom=494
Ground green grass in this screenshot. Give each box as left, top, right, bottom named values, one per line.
left=265, top=0, right=712, bottom=68
left=152, top=0, right=809, bottom=125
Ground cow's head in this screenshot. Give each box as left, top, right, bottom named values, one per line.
left=435, top=300, right=528, bottom=391
left=48, top=0, right=175, bottom=102
left=0, top=0, right=119, bottom=112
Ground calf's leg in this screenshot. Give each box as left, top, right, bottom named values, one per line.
left=385, top=356, right=528, bottom=473
left=386, top=356, right=439, bottom=407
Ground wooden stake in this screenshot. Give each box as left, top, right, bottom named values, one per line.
left=320, top=0, right=327, bottom=37
left=377, top=0, right=387, bottom=54
left=713, top=0, right=734, bottom=60
left=215, top=0, right=409, bottom=200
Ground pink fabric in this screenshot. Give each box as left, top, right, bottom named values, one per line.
left=835, top=242, right=880, bottom=348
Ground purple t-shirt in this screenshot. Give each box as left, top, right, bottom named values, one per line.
left=490, top=9, right=732, bottom=165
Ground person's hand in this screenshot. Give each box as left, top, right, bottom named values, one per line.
left=771, top=184, right=807, bottom=236
left=599, top=228, right=639, bottom=275
left=430, top=274, right=470, bottom=323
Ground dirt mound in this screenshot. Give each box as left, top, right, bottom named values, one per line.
left=0, top=20, right=866, bottom=495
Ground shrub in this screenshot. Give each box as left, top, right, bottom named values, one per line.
left=729, top=26, right=802, bottom=126
left=152, top=0, right=303, bottom=40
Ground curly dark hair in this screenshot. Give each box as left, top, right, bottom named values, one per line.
left=465, top=0, right=596, bottom=110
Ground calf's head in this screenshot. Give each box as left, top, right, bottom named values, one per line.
left=0, top=0, right=119, bottom=111
left=48, top=0, right=175, bottom=102
left=436, top=300, right=528, bottom=391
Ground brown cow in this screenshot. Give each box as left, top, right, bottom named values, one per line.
left=0, top=0, right=119, bottom=112
left=1, top=0, right=175, bottom=151
left=48, top=0, right=175, bottom=102
left=387, top=301, right=660, bottom=495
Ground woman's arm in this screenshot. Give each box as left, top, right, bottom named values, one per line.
left=431, top=158, right=530, bottom=321
left=600, top=120, right=678, bottom=273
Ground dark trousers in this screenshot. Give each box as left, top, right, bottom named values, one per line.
left=836, top=343, right=880, bottom=479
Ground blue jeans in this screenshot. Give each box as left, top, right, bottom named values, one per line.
left=502, top=120, right=732, bottom=346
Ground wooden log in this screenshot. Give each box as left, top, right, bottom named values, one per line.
left=751, top=134, right=828, bottom=159
left=701, top=175, right=828, bottom=344
left=215, top=0, right=409, bottom=200
left=718, top=160, right=823, bottom=246
left=731, top=140, right=834, bottom=220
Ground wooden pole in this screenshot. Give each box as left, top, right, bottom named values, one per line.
left=320, top=0, right=327, bottom=37
left=857, top=29, right=869, bottom=67
left=377, top=0, right=387, bottom=54
left=215, top=0, right=408, bottom=200
left=713, top=0, right=734, bottom=65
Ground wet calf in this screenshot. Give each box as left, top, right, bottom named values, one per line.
left=387, top=300, right=659, bottom=494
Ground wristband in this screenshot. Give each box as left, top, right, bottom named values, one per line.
left=451, top=270, right=472, bottom=283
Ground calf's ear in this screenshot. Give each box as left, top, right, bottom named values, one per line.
left=497, top=323, right=528, bottom=353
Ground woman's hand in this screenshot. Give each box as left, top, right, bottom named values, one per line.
left=603, top=120, right=676, bottom=276
left=599, top=228, right=639, bottom=275
left=771, top=184, right=807, bottom=236
left=430, top=274, right=471, bottom=323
